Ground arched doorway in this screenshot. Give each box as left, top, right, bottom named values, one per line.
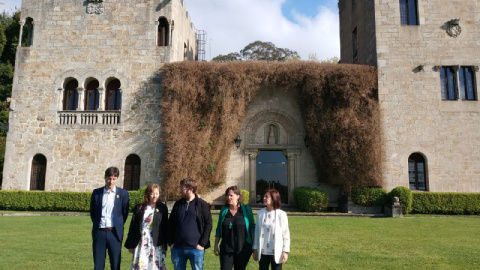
left=124, top=154, right=141, bottom=190
left=30, top=154, right=46, bottom=190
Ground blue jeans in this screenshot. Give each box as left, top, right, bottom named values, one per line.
left=171, top=247, right=205, bottom=270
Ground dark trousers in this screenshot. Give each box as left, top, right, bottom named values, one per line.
left=219, top=244, right=252, bottom=270
left=93, top=229, right=122, bottom=270
left=259, top=254, right=282, bottom=270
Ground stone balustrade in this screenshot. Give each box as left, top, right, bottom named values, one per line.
left=58, top=111, right=121, bottom=125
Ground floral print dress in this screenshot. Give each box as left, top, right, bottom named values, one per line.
left=130, top=205, right=166, bottom=270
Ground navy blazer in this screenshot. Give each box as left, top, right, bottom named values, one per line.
left=124, top=202, right=168, bottom=250
left=90, top=186, right=130, bottom=242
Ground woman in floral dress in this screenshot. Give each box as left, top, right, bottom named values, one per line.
left=125, top=184, right=168, bottom=270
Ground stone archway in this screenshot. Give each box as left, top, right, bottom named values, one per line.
left=244, top=109, right=302, bottom=205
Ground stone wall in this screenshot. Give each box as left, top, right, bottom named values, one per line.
left=2, top=0, right=197, bottom=191
left=376, top=0, right=480, bottom=192
left=340, top=0, right=480, bottom=192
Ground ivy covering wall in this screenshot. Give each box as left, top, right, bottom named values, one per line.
left=160, top=61, right=382, bottom=197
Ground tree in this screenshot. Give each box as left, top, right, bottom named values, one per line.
left=240, top=41, right=300, bottom=61
left=212, top=52, right=241, bottom=62
left=0, top=11, right=18, bottom=137
left=0, top=11, right=20, bottom=65
left=308, top=53, right=339, bottom=64
left=212, top=40, right=301, bottom=62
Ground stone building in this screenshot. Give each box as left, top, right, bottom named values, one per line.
left=5, top=0, right=479, bottom=206
left=339, top=0, right=480, bottom=192
left=2, top=0, right=197, bottom=191
left=1, top=0, right=325, bottom=205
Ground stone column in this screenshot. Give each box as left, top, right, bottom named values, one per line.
left=57, top=88, right=64, bottom=110
left=245, top=149, right=259, bottom=204
left=283, top=149, right=300, bottom=205
left=18, top=20, right=25, bottom=48
left=98, top=87, right=105, bottom=110
left=77, top=87, right=84, bottom=110
left=154, top=20, right=159, bottom=46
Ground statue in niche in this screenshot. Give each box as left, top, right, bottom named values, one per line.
left=266, top=124, right=279, bottom=144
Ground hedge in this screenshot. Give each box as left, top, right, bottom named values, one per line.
left=293, top=186, right=329, bottom=212
left=0, top=190, right=143, bottom=212
left=351, top=187, right=387, bottom=206
left=412, top=192, right=480, bottom=215
left=240, top=189, right=250, bottom=205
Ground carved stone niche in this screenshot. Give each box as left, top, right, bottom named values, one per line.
left=86, top=0, right=105, bottom=14
left=245, top=109, right=301, bottom=147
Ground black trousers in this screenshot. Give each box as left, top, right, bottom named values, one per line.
left=219, top=243, right=252, bottom=270
left=259, top=254, right=282, bottom=270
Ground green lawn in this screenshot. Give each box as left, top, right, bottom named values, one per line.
left=1, top=214, right=479, bottom=269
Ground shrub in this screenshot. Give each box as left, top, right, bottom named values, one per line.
left=0, top=190, right=143, bottom=212
left=351, top=187, right=388, bottom=206
left=293, top=186, right=329, bottom=212
left=412, top=192, right=480, bottom=215
left=240, top=189, right=250, bottom=205
left=388, top=187, right=412, bottom=214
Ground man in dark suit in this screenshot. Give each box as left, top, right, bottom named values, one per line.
left=90, top=167, right=130, bottom=270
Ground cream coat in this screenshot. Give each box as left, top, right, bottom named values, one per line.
left=252, top=208, right=290, bottom=264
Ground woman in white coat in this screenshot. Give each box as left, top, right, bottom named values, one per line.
left=252, top=189, right=290, bottom=270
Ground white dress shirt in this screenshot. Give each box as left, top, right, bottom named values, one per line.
left=100, top=186, right=116, bottom=228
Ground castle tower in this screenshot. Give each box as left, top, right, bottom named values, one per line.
left=2, top=0, right=197, bottom=191
left=339, top=0, right=480, bottom=192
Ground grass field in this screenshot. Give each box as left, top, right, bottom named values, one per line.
left=0, top=213, right=479, bottom=269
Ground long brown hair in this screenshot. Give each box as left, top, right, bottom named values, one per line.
left=142, top=183, right=162, bottom=205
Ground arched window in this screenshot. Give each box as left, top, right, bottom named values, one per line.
left=85, top=80, right=100, bottom=110
left=124, top=154, right=141, bottom=191
left=157, top=17, right=169, bottom=46
left=106, top=79, right=122, bottom=110
left=408, top=153, right=427, bottom=191
left=30, top=154, right=47, bottom=190
left=21, top=17, right=34, bottom=47
left=63, top=79, right=79, bottom=110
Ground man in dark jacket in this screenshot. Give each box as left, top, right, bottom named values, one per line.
left=90, top=167, right=130, bottom=270
left=168, top=177, right=212, bottom=270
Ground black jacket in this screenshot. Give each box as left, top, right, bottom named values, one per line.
left=124, top=202, right=168, bottom=250
left=167, top=195, right=212, bottom=249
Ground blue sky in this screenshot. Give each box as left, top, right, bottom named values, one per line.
left=2, top=0, right=340, bottom=61
left=282, top=0, right=338, bottom=22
